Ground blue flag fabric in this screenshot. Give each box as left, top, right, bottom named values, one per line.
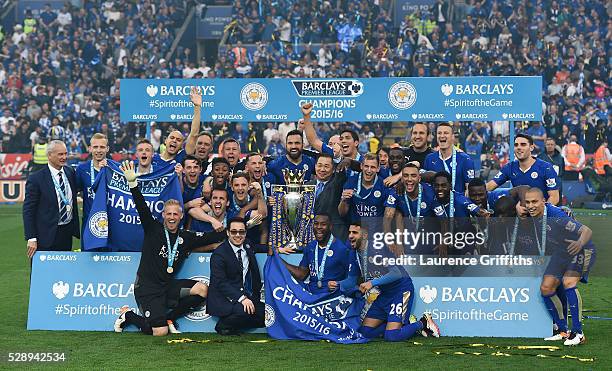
left=83, top=160, right=182, bottom=252
left=264, top=252, right=368, bottom=344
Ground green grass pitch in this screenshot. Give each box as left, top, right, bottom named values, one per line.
left=0, top=204, right=610, bottom=370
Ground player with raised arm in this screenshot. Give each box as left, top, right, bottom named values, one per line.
left=113, top=161, right=225, bottom=336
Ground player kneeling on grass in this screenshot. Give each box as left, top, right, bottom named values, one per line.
left=523, top=188, right=596, bottom=346
left=341, top=224, right=440, bottom=341
left=113, top=161, right=225, bottom=336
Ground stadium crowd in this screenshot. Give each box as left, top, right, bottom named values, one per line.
left=9, top=0, right=607, bottom=345
left=0, top=0, right=609, bottom=177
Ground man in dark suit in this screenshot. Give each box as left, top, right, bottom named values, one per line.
left=23, top=140, right=80, bottom=258
left=306, top=153, right=349, bottom=241
left=207, top=217, right=267, bottom=335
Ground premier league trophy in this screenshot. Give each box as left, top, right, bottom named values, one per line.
left=269, top=169, right=316, bottom=251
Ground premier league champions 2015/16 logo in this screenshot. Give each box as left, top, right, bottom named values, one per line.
left=240, top=83, right=268, bottom=111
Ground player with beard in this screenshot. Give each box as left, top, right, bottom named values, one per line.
left=244, top=153, right=273, bottom=202
left=267, top=129, right=316, bottom=185
left=423, top=123, right=475, bottom=194
left=384, top=163, right=436, bottom=254
left=381, top=146, right=407, bottom=186
left=202, top=157, right=231, bottom=201
left=113, top=161, right=226, bottom=336
left=152, top=87, right=202, bottom=167
left=487, top=134, right=560, bottom=206
left=280, top=213, right=351, bottom=295
left=522, top=188, right=595, bottom=346
left=181, top=156, right=205, bottom=214
left=194, top=131, right=214, bottom=174
left=189, top=187, right=230, bottom=233
left=404, top=123, right=433, bottom=168
left=378, top=147, right=390, bottom=177
left=431, top=171, right=489, bottom=255
left=76, top=133, right=109, bottom=241
left=339, top=153, right=390, bottom=224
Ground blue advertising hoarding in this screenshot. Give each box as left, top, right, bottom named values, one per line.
left=28, top=252, right=550, bottom=337
left=119, top=77, right=542, bottom=123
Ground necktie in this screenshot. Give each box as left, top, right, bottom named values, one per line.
left=315, top=181, right=324, bottom=199
left=237, top=248, right=252, bottom=295
left=58, top=172, right=68, bottom=223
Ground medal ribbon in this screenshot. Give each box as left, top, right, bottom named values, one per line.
left=164, top=228, right=180, bottom=271
left=404, top=183, right=422, bottom=230
left=355, top=173, right=378, bottom=200
left=314, top=236, right=334, bottom=285
left=440, top=149, right=457, bottom=218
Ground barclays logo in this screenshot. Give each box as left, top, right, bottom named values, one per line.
left=440, top=84, right=453, bottom=96
left=52, top=281, right=70, bottom=300
left=419, top=285, right=438, bottom=304
left=146, top=84, right=158, bottom=97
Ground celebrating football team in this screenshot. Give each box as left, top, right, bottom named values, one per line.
left=26, top=92, right=597, bottom=345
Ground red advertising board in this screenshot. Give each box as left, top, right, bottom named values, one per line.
left=0, top=153, right=32, bottom=180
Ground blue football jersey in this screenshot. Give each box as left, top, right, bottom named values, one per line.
left=385, top=183, right=436, bottom=219
left=424, top=150, right=475, bottom=194
left=267, top=154, right=316, bottom=185
left=432, top=191, right=481, bottom=218
left=486, top=188, right=510, bottom=210
left=343, top=174, right=390, bottom=223
left=299, top=237, right=351, bottom=295
left=152, top=150, right=186, bottom=168
left=493, top=158, right=559, bottom=199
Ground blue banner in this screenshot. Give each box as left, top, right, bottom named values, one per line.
left=264, top=252, right=367, bottom=343
left=196, top=6, right=233, bottom=39
left=120, top=77, right=542, bottom=123
left=28, top=252, right=551, bottom=337
left=82, top=160, right=182, bottom=252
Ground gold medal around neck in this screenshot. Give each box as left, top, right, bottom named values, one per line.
left=167, top=267, right=174, bottom=274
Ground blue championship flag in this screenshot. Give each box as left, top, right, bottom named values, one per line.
left=264, top=251, right=368, bottom=344
left=83, top=160, right=182, bottom=252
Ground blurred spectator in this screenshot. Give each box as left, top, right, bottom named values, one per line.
left=562, top=134, right=586, bottom=180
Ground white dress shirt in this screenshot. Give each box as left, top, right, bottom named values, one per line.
left=48, top=164, right=73, bottom=225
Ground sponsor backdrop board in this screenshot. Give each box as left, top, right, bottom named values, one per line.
left=120, top=77, right=542, bottom=123
left=28, top=252, right=549, bottom=337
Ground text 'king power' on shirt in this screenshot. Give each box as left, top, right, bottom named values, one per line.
left=424, top=150, right=475, bottom=194
left=299, top=237, right=350, bottom=295
left=267, top=154, right=316, bottom=185
left=493, top=158, right=559, bottom=199
left=343, top=174, right=390, bottom=223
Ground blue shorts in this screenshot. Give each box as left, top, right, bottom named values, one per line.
left=365, top=279, right=414, bottom=325
left=544, top=248, right=596, bottom=283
